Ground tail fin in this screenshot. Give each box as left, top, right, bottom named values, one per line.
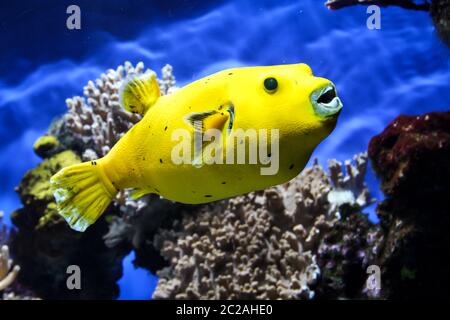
left=50, top=161, right=118, bottom=232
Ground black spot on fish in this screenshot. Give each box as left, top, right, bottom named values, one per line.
left=228, top=72, right=233, bottom=75
left=221, top=181, right=226, bottom=184
left=164, top=126, right=168, bottom=131
left=160, top=158, right=163, bottom=163
left=143, top=157, right=145, bottom=161
left=289, top=164, right=294, bottom=170
left=221, top=112, right=224, bottom=116
left=130, top=105, right=136, bottom=110
left=111, top=182, right=119, bottom=192
left=218, top=105, right=223, bottom=110
left=155, top=188, right=160, bottom=193
left=204, top=195, right=212, bottom=198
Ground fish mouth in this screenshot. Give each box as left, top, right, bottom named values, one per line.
left=310, top=84, right=343, bottom=118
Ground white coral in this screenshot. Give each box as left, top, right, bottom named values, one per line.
left=61, top=61, right=177, bottom=159
left=0, top=245, right=20, bottom=291
left=327, top=152, right=374, bottom=212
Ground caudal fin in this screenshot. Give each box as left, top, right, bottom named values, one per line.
left=50, top=161, right=117, bottom=232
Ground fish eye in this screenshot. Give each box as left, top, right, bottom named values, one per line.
left=263, top=77, right=278, bottom=93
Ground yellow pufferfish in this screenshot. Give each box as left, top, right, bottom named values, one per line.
left=51, top=63, right=343, bottom=232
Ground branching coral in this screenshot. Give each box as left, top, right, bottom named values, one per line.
left=152, top=153, right=375, bottom=299
left=0, top=245, right=20, bottom=291
left=327, top=153, right=374, bottom=212
left=52, top=62, right=177, bottom=160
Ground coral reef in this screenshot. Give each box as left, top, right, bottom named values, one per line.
left=368, top=110, right=450, bottom=299
left=10, top=61, right=381, bottom=299
left=150, top=154, right=377, bottom=299
left=12, top=62, right=448, bottom=301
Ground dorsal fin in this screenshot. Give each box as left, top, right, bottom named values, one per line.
left=119, top=71, right=160, bottom=115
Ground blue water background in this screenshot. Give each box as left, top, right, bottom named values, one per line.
left=0, top=0, right=449, bottom=299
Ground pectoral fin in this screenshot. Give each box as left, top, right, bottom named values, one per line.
left=184, top=104, right=234, bottom=133
left=184, top=104, right=234, bottom=167
left=120, top=71, right=160, bottom=115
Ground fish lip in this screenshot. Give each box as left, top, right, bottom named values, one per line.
left=310, top=84, right=343, bottom=118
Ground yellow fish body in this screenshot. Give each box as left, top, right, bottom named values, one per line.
left=51, top=63, right=343, bottom=231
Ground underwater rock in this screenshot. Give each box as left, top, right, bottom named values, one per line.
left=315, top=210, right=382, bottom=299
left=368, top=110, right=450, bottom=299
left=430, top=0, right=450, bottom=46
left=150, top=154, right=376, bottom=300
left=16, top=150, right=79, bottom=208
left=33, top=135, right=61, bottom=159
